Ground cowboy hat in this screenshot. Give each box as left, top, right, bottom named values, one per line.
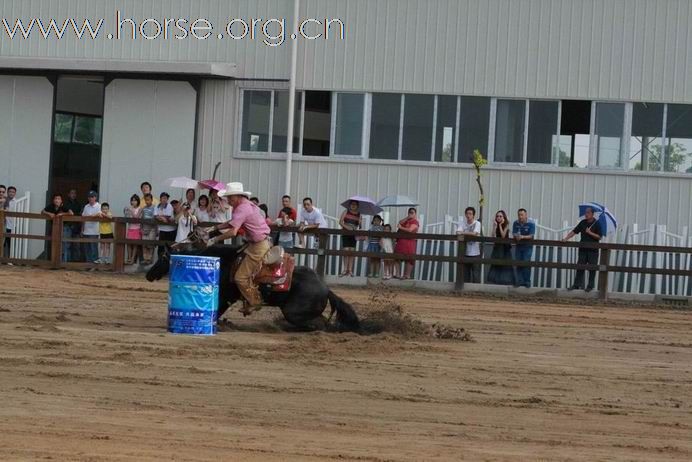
left=218, top=182, right=252, bottom=198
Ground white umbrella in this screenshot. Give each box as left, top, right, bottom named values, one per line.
left=377, top=195, right=419, bottom=208
left=165, top=177, right=199, bottom=190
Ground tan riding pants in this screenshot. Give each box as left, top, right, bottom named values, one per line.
left=235, top=239, right=271, bottom=306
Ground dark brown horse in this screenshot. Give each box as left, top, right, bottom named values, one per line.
left=146, top=244, right=360, bottom=332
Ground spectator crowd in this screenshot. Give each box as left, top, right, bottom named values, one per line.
left=0, top=180, right=603, bottom=292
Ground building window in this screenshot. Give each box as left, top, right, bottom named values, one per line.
left=272, top=91, right=302, bottom=154
left=527, top=100, right=559, bottom=164
left=629, top=103, right=664, bottom=171
left=369, top=93, right=402, bottom=160
left=434, top=96, right=457, bottom=162
left=664, top=104, right=692, bottom=173
left=494, top=99, right=526, bottom=163
left=72, top=116, right=103, bottom=145
left=240, top=90, right=271, bottom=152
left=302, top=91, right=331, bottom=157
left=458, top=96, right=490, bottom=163
left=558, top=100, right=591, bottom=168
left=54, top=113, right=74, bottom=143
left=333, top=93, right=365, bottom=156
left=595, top=102, right=625, bottom=168
left=402, top=94, right=434, bottom=161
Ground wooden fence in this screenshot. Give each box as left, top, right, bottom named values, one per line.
left=1, top=210, right=691, bottom=300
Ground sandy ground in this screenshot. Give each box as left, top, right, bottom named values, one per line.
left=0, top=267, right=691, bottom=461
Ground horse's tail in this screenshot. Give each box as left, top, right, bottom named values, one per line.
left=327, top=290, right=360, bottom=332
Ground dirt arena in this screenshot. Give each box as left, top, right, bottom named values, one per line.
left=0, top=267, right=691, bottom=461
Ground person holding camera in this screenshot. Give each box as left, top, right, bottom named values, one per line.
left=175, top=200, right=198, bottom=243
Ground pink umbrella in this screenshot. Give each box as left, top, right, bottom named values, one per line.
left=198, top=179, right=225, bottom=191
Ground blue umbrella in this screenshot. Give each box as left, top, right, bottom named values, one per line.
left=578, top=202, right=618, bottom=235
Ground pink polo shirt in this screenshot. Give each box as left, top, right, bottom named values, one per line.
left=229, top=198, right=271, bottom=243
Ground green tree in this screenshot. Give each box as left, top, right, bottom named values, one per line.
left=634, top=142, right=691, bottom=172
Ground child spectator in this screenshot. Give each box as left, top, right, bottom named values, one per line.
left=367, top=215, right=384, bottom=278
left=97, top=203, right=113, bottom=264
left=140, top=193, right=157, bottom=265
left=275, top=207, right=295, bottom=249
left=124, top=194, right=142, bottom=265
left=380, top=224, right=395, bottom=280
left=174, top=201, right=197, bottom=243
left=195, top=195, right=210, bottom=224
left=140, top=182, right=158, bottom=206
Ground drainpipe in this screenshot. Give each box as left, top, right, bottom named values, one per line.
left=284, top=0, right=300, bottom=195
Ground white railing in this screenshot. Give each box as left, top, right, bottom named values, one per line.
left=7, top=191, right=30, bottom=259
left=290, top=203, right=690, bottom=296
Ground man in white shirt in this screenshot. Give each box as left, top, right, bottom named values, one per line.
left=155, top=192, right=176, bottom=256
left=296, top=197, right=328, bottom=248
left=457, top=206, right=482, bottom=283
left=81, top=191, right=101, bottom=263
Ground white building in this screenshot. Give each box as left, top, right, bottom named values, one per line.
left=2, top=0, right=691, bottom=254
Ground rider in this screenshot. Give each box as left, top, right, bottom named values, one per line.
left=208, top=182, right=271, bottom=314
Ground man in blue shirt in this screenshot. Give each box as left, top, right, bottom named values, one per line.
left=512, top=208, right=535, bottom=288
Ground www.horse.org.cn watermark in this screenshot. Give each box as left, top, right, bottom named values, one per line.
left=1, top=11, right=346, bottom=46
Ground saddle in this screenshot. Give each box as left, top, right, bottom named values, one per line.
left=231, top=245, right=296, bottom=293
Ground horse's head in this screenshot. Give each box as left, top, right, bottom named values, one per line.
left=146, top=247, right=171, bottom=282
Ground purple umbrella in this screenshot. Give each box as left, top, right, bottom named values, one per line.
left=341, top=196, right=383, bottom=216
left=198, top=179, right=225, bottom=191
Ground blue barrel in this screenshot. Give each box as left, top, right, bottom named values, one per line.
left=168, top=255, right=221, bottom=335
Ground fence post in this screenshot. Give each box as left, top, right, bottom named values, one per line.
left=315, top=230, right=328, bottom=281
left=598, top=248, right=611, bottom=300
left=455, top=235, right=467, bottom=291
left=50, top=216, right=62, bottom=269
left=113, top=220, right=126, bottom=273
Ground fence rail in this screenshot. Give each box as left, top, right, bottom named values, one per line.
left=1, top=211, right=691, bottom=299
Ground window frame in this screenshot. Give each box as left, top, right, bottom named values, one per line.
left=329, top=91, right=368, bottom=159
left=237, top=88, right=305, bottom=156
left=590, top=101, right=630, bottom=170
left=235, top=87, right=690, bottom=176
left=491, top=98, right=528, bottom=164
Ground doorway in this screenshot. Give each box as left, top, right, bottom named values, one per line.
left=50, top=76, right=105, bottom=199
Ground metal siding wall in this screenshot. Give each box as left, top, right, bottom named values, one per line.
left=297, top=0, right=692, bottom=102
left=0, top=0, right=292, bottom=80
left=0, top=75, right=53, bottom=257
left=100, top=79, right=196, bottom=213
left=3, top=0, right=692, bottom=102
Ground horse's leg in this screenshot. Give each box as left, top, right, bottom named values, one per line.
left=279, top=290, right=328, bottom=330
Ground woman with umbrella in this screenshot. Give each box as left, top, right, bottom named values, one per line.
left=376, top=196, right=420, bottom=280
left=394, top=208, right=420, bottom=280
left=339, top=200, right=363, bottom=277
